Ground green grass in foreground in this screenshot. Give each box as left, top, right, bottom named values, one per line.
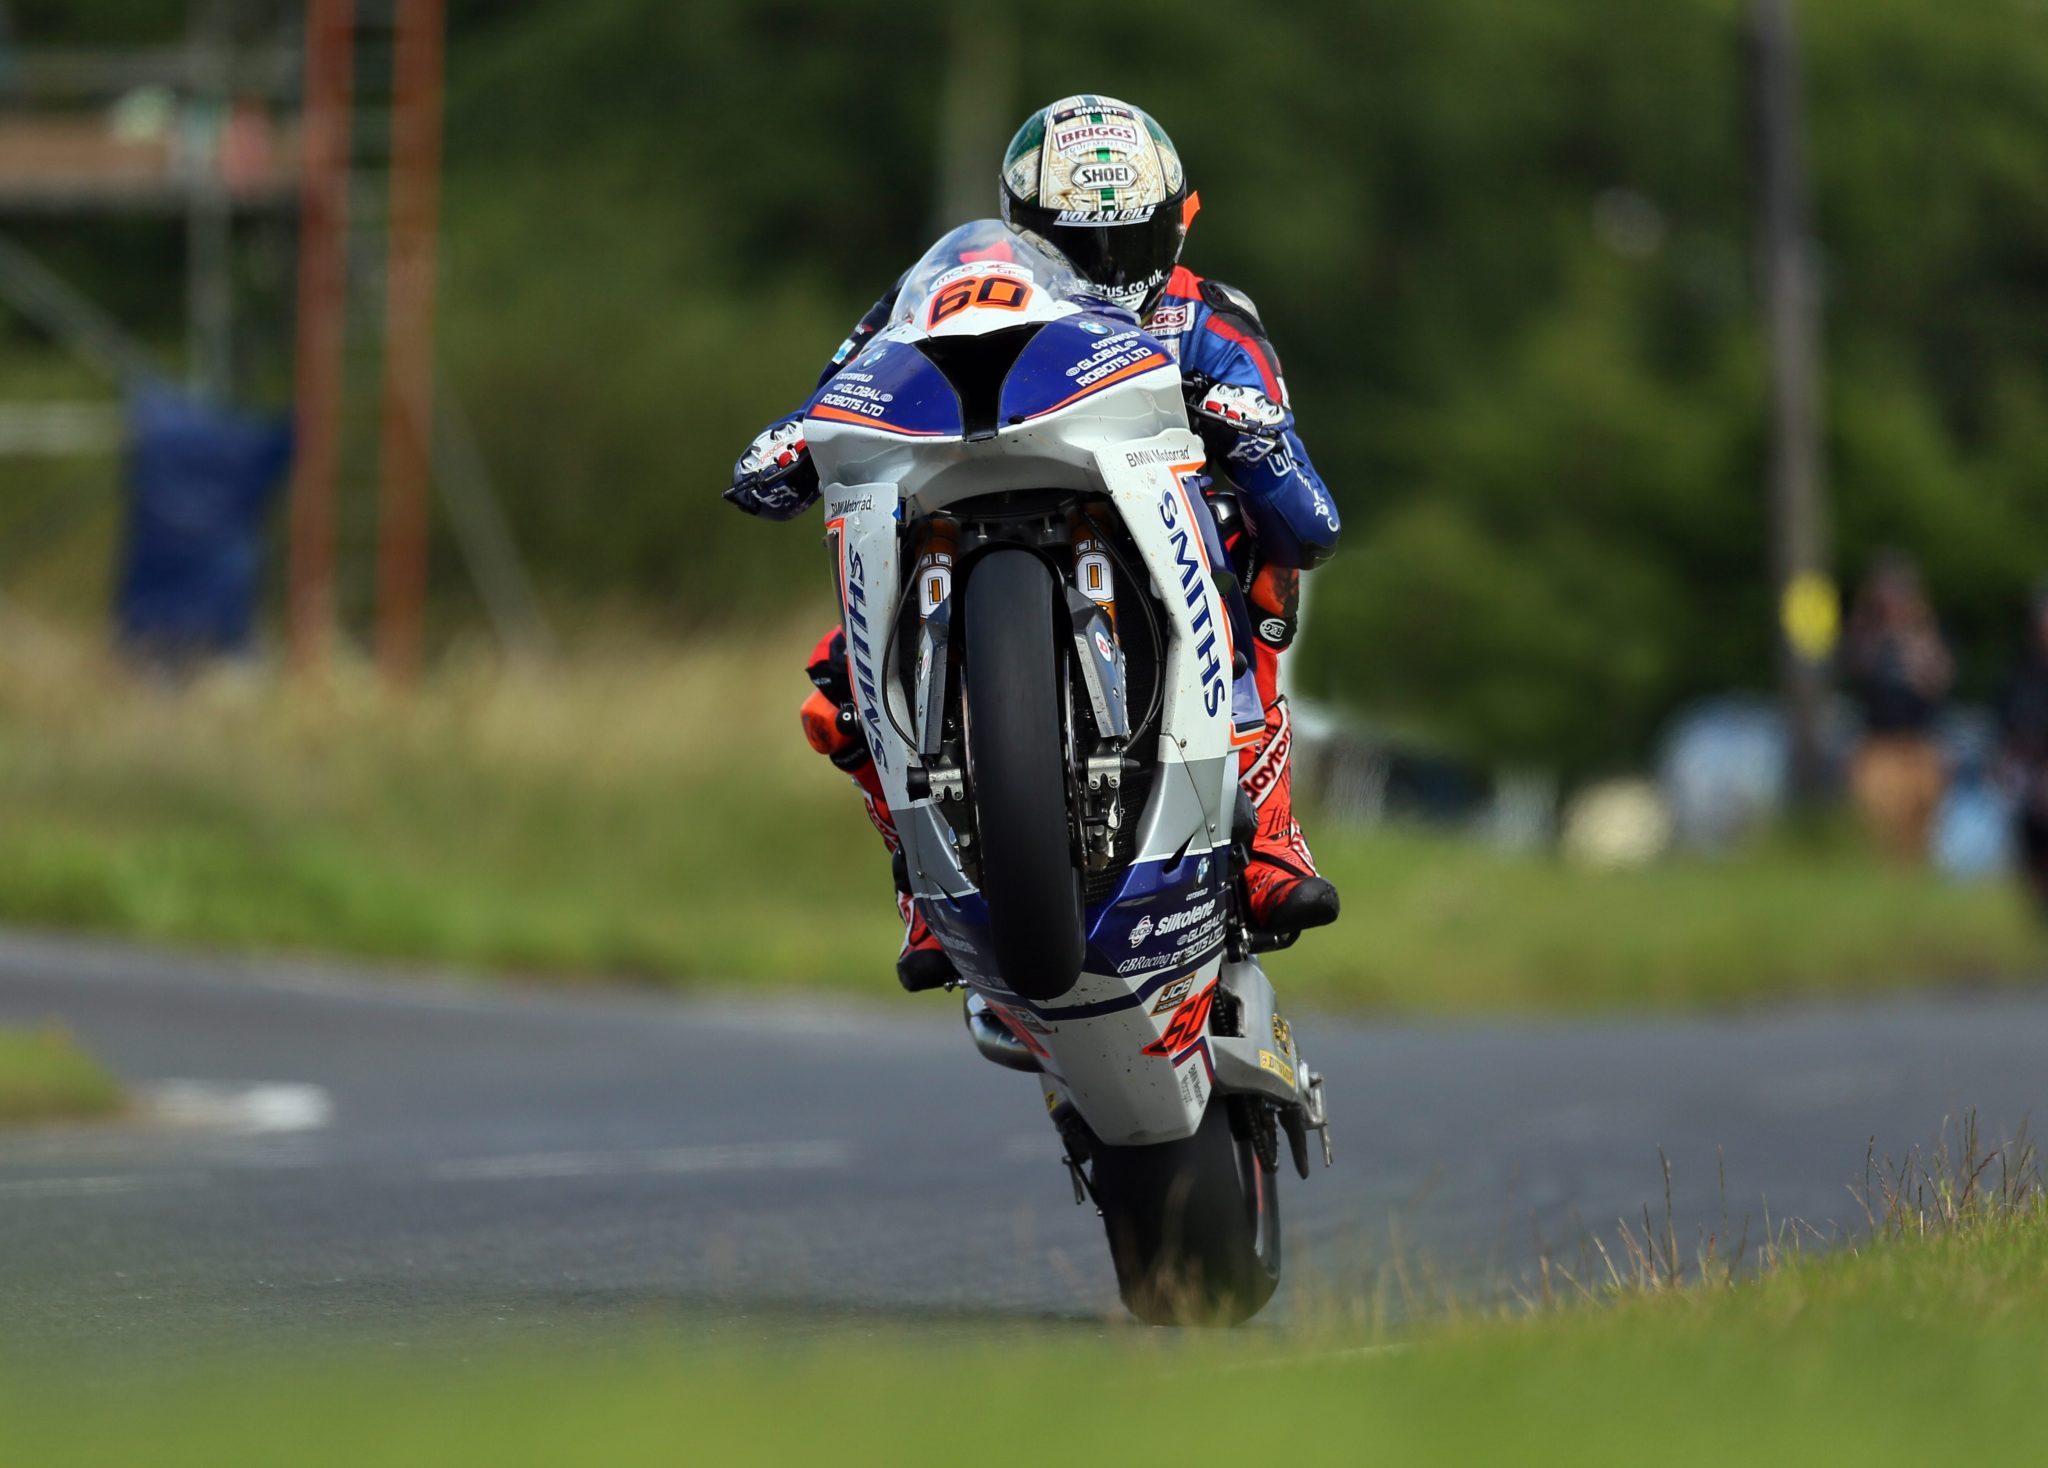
left=4, top=1160, right=2045, bottom=1466
left=0, top=1024, right=122, bottom=1122
left=0, top=618, right=2038, bottom=1012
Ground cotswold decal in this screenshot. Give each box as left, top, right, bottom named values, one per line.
left=1156, top=490, right=1228, bottom=716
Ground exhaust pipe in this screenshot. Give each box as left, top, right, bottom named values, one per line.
left=963, top=991, right=1042, bottom=1074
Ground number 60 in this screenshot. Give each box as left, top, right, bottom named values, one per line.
left=927, top=274, right=1033, bottom=328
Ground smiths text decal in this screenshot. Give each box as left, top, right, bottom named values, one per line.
left=1157, top=488, right=1228, bottom=717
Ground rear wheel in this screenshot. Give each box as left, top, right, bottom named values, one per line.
left=1090, top=1101, right=1283, bottom=1325
left=962, top=548, right=1085, bottom=1000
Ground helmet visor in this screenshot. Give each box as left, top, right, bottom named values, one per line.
left=1018, top=202, right=1187, bottom=312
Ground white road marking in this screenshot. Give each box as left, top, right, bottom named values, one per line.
left=430, top=1140, right=852, bottom=1182
left=142, top=1082, right=335, bottom=1135
left=0, top=1172, right=203, bottom=1200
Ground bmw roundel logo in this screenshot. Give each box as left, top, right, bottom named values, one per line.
left=1078, top=320, right=1111, bottom=336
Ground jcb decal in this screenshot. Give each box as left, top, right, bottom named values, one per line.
left=1143, top=979, right=1218, bottom=1058
left=1149, top=976, right=1195, bottom=1015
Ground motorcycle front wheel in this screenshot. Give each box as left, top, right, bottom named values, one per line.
left=962, top=547, right=1085, bottom=1001
left=1089, top=1100, right=1284, bottom=1326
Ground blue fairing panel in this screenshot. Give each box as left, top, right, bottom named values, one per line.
left=1080, top=845, right=1229, bottom=990
left=807, top=341, right=963, bottom=439
left=921, top=842, right=1228, bottom=1020
left=997, top=316, right=1175, bottom=425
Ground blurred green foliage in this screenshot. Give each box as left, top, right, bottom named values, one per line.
left=7, top=0, right=2048, bottom=768
left=432, top=0, right=2048, bottom=766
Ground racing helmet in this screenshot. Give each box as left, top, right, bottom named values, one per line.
left=999, top=94, right=1194, bottom=316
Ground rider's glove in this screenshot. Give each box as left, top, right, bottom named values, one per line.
left=1188, top=379, right=1287, bottom=451
left=723, top=416, right=819, bottom=521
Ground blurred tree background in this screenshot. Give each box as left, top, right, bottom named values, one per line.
left=4, top=0, right=2046, bottom=774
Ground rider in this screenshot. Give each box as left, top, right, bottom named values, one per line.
left=725, top=95, right=1343, bottom=992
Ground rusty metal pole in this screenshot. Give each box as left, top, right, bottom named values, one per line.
left=286, top=0, right=355, bottom=673
left=374, top=0, right=446, bottom=686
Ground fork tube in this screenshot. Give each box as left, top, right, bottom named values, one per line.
left=1070, top=509, right=1117, bottom=632
left=914, top=517, right=958, bottom=619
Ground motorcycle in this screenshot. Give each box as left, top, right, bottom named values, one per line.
left=803, top=219, right=1332, bottom=1325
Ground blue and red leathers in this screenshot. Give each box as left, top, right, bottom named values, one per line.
left=1147, top=264, right=1339, bottom=927
left=740, top=259, right=1343, bottom=978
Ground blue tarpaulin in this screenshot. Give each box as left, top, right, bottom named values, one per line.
left=116, top=386, right=291, bottom=658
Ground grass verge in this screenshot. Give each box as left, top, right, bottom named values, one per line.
left=1, top=1130, right=2042, bottom=1465
left=0, top=615, right=2038, bottom=1011
left=0, top=1024, right=122, bottom=1123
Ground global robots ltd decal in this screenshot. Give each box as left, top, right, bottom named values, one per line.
left=996, top=316, right=1172, bottom=425
left=805, top=340, right=964, bottom=439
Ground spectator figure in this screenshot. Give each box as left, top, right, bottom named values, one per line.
left=1996, top=583, right=2048, bottom=915
left=1843, top=554, right=1953, bottom=862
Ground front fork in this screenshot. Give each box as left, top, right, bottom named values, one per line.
left=1067, top=508, right=1131, bottom=871
left=907, top=510, right=1134, bottom=877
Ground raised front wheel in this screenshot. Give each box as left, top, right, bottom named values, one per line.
left=962, top=548, right=1085, bottom=1001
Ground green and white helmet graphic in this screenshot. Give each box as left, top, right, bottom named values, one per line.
left=999, top=94, right=1193, bottom=314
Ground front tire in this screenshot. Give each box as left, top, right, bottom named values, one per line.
left=1090, top=1101, right=1284, bottom=1326
left=962, top=548, right=1085, bottom=1001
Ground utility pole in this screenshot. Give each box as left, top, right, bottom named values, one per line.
left=373, top=0, right=445, bottom=686
left=1749, top=0, right=1834, bottom=801
left=286, top=0, right=354, bottom=673
left=930, top=0, right=1016, bottom=234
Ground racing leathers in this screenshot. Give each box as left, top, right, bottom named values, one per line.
left=730, top=263, right=1342, bottom=991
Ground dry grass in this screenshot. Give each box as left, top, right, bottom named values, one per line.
left=0, top=1022, right=122, bottom=1123
left=0, top=608, right=2040, bottom=1010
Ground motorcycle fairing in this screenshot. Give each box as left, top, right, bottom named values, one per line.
left=810, top=276, right=1297, bottom=1142
left=806, top=341, right=964, bottom=440
left=996, top=316, right=1175, bottom=425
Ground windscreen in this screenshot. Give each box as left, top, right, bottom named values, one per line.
left=891, top=219, right=1104, bottom=331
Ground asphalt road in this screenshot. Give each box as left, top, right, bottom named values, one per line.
left=1, top=929, right=2040, bottom=1353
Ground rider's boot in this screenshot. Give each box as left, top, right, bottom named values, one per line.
left=1239, top=694, right=1340, bottom=935
left=1238, top=569, right=1340, bottom=937
left=801, top=626, right=961, bottom=992
left=893, top=880, right=955, bottom=994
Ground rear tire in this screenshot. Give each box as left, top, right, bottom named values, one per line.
left=1090, top=1101, right=1284, bottom=1326
left=962, top=548, right=1085, bottom=1000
